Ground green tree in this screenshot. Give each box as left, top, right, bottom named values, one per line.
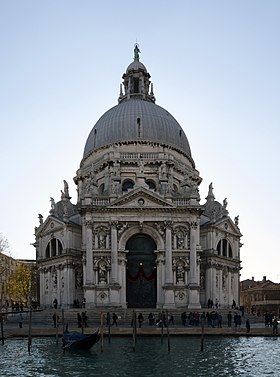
left=8, top=264, right=32, bottom=306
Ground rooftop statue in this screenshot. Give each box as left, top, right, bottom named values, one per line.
left=50, top=197, right=55, bottom=210
left=223, top=198, right=228, bottom=209
left=134, top=43, right=140, bottom=61
left=64, top=180, right=69, bottom=197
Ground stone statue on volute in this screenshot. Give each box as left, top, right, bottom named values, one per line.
left=208, top=182, right=214, bottom=197
left=64, top=180, right=69, bottom=196
left=223, top=198, right=228, bottom=209
left=50, top=197, right=55, bottom=210
left=38, top=214, right=43, bottom=225
left=61, top=179, right=71, bottom=200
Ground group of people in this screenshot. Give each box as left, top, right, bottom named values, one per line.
left=129, top=312, right=174, bottom=328
left=11, top=302, right=24, bottom=312
left=77, top=311, right=89, bottom=327
left=105, top=312, right=118, bottom=327
left=264, top=312, right=279, bottom=334
left=179, top=310, right=246, bottom=329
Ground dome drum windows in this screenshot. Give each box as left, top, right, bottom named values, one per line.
left=146, top=180, right=156, bottom=191
left=122, top=179, right=135, bottom=192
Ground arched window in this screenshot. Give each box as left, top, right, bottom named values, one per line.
left=58, top=241, right=63, bottom=255
left=51, top=239, right=56, bottom=257
left=46, top=244, right=50, bottom=258
left=122, top=180, right=134, bottom=192
left=216, top=239, right=233, bottom=258
left=229, top=244, right=233, bottom=258
left=99, top=183, right=105, bottom=194
left=217, top=240, right=221, bottom=255
left=222, top=239, right=227, bottom=257
left=45, top=238, right=63, bottom=258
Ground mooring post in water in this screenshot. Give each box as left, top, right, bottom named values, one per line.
left=100, top=312, right=104, bottom=353
left=161, top=310, right=164, bottom=344
left=55, top=312, right=59, bottom=345
left=0, top=314, right=4, bottom=345
left=62, top=309, right=65, bottom=350
left=200, top=314, right=205, bottom=352
left=166, top=311, right=170, bottom=353
left=132, top=310, right=137, bottom=352
left=28, top=298, right=32, bottom=354
left=108, top=312, right=111, bottom=344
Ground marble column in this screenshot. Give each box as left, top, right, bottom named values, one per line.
left=188, top=222, right=201, bottom=309
left=189, top=224, right=197, bottom=285
left=110, top=221, right=120, bottom=306
left=165, top=222, right=173, bottom=284
left=163, top=221, right=175, bottom=308
left=110, top=222, right=118, bottom=284
left=47, top=269, right=51, bottom=307
left=85, top=221, right=93, bottom=284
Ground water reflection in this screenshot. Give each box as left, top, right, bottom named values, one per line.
left=0, top=337, right=279, bottom=376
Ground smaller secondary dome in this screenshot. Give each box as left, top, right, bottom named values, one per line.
left=126, top=60, right=147, bottom=73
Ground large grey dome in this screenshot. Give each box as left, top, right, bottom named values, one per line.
left=83, top=99, right=192, bottom=158
left=84, top=51, right=192, bottom=159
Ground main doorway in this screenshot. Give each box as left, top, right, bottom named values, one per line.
left=126, top=234, right=157, bottom=308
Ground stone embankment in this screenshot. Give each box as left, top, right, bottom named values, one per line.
left=1, top=307, right=277, bottom=338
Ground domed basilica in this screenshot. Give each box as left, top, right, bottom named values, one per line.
left=34, top=46, right=242, bottom=309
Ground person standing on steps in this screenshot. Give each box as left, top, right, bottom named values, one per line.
left=246, top=318, right=250, bottom=333
left=77, top=313, right=82, bottom=328
left=227, top=311, right=232, bottom=327
left=138, top=313, right=144, bottom=328
left=112, top=313, right=118, bottom=326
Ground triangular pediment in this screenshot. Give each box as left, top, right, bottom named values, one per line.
left=109, top=188, right=174, bottom=209
left=215, top=217, right=242, bottom=237
left=36, top=216, right=65, bottom=237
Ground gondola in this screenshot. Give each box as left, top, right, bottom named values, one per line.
left=62, top=327, right=100, bottom=351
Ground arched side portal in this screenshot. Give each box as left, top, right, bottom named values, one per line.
left=126, top=234, right=157, bottom=308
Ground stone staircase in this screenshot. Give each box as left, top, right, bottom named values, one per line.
left=4, top=307, right=261, bottom=329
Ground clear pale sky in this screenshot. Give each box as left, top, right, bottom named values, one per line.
left=0, top=1, right=279, bottom=282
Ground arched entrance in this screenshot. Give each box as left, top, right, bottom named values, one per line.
left=126, top=234, right=157, bottom=308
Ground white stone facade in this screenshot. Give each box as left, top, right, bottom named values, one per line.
left=34, top=48, right=242, bottom=309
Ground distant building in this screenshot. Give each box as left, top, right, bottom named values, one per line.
left=240, top=276, right=280, bottom=316
left=34, top=47, right=242, bottom=310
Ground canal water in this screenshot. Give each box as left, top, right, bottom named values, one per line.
left=0, top=336, right=279, bottom=376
